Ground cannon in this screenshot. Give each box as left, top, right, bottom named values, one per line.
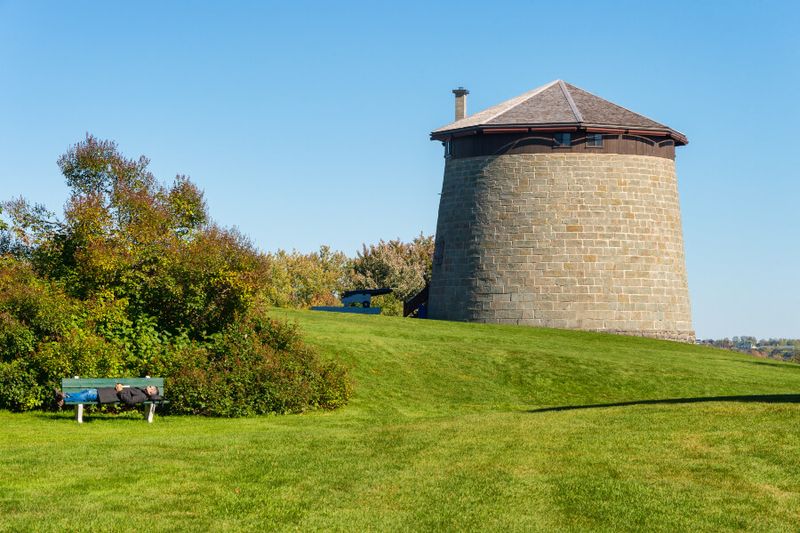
left=311, top=288, right=393, bottom=314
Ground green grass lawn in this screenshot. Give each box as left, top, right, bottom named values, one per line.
left=2, top=310, right=799, bottom=532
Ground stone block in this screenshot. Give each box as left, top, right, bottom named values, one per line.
left=429, top=153, right=693, bottom=342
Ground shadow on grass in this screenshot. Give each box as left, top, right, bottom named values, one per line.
left=527, top=394, right=800, bottom=413
left=31, top=410, right=147, bottom=423
left=737, top=360, right=800, bottom=370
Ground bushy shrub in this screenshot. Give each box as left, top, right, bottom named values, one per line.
left=0, top=258, right=75, bottom=340
left=32, top=328, right=125, bottom=384
left=0, top=312, right=36, bottom=361
left=133, top=226, right=260, bottom=336
left=0, top=360, right=46, bottom=411
left=0, top=255, right=351, bottom=415
left=165, top=312, right=351, bottom=416
left=0, top=135, right=352, bottom=416
left=370, top=293, right=404, bottom=316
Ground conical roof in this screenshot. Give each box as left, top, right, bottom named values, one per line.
left=431, top=80, right=687, bottom=144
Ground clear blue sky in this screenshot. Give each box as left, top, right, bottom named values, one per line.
left=1, top=1, right=798, bottom=339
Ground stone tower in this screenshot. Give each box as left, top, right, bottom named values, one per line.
left=428, top=80, right=694, bottom=342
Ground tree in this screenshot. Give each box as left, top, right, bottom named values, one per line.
left=262, top=246, right=348, bottom=308
left=0, top=135, right=351, bottom=413
left=3, top=134, right=259, bottom=336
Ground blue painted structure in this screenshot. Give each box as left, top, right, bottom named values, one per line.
left=311, top=288, right=392, bottom=315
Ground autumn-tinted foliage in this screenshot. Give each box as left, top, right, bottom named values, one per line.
left=262, top=246, right=348, bottom=309
left=345, top=235, right=434, bottom=315
left=0, top=135, right=350, bottom=415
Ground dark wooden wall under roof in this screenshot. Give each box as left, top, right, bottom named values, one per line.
left=446, top=131, right=676, bottom=160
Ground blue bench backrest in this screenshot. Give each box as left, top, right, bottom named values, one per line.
left=61, top=377, right=165, bottom=403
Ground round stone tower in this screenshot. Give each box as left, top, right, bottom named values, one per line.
left=428, top=80, right=693, bottom=342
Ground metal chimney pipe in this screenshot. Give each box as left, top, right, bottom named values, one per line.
left=452, top=87, right=469, bottom=120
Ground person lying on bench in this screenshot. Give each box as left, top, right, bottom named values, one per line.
left=55, top=383, right=161, bottom=408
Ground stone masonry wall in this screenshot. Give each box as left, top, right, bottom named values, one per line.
left=428, top=153, right=694, bottom=342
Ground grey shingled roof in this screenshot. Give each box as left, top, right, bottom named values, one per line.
left=432, top=80, right=686, bottom=143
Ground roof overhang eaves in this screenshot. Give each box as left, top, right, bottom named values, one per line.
left=430, top=123, right=579, bottom=140
left=583, top=123, right=688, bottom=144
left=431, top=123, right=688, bottom=145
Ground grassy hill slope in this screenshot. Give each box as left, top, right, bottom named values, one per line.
left=2, top=310, right=799, bottom=532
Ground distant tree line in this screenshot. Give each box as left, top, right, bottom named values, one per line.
left=0, top=135, right=432, bottom=414
left=262, top=234, right=433, bottom=315
left=698, top=337, right=800, bottom=364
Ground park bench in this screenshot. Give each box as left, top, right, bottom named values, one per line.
left=61, top=377, right=166, bottom=424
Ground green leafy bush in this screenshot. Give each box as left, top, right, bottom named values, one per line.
left=371, top=293, right=404, bottom=316
left=0, top=360, right=45, bottom=411
left=0, top=135, right=351, bottom=415
left=0, top=312, right=36, bottom=361
left=165, top=312, right=350, bottom=416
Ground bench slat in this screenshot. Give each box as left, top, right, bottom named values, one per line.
left=61, top=377, right=164, bottom=394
